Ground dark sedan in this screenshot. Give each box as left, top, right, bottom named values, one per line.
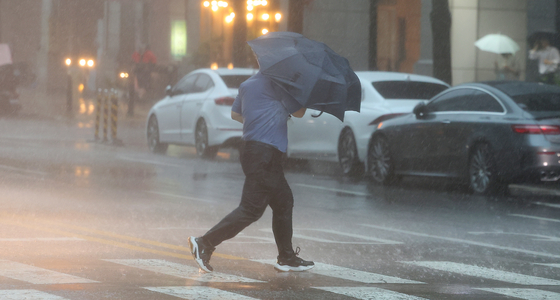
left=366, top=81, right=560, bottom=194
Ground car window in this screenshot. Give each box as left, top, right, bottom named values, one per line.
left=371, top=81, right=448, bottom=100
left=173, top=74, right=198, bottom=95
left=220, top=75, right=252, bottom=88
left=428, top=89, right=504, bottom=113
left=510, top=92, right=560, bottom=118
left=469, top=90, right=504, bottom=112
left=193, top=74, right=214, bottom=93
left=428, top=89, right=475, bottom=112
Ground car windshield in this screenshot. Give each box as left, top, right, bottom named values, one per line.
left=372, top=81, right=448, bottom=100
left=493, top=82, right=560, bottom=119
left=220, top=75, right=252, bottom=88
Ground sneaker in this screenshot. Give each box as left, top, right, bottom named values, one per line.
left=274, top=247, right=314, bottom=272
left=188, top=236, right=214, bottom=273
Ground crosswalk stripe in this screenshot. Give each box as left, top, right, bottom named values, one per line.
left=144, top=286, right=258, bottom=299
left=0, top=260, right=97, bottom=285
left=0, top=289, right=68, bottom=300
left=315, top=287, right=428, bottom=300
left=402, top=261, right=560, bottom=285
left=535, top=263, right=560, bottom=269
left=475, top=288, right=560, bottom=299
left=251, top=260, right=422, bottom=284
left=105, top=259, right=263, bottom=283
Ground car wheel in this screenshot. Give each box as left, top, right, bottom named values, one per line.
left=195, top=119, right=218, bottom=158
left=469, top=143, right=505, bottom=195
left=147, top=115, right=168, bottom=154
left=367, top=136, right=395, bottom=184
left=338, top=128, right=363, bottom=177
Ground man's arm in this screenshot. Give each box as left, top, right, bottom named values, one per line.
left=231, top=111, right=244, bottom=123
left=291, top=107, right=307, bottom=118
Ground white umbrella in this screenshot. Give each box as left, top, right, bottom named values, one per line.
left=475, top=34, right=520, bottom=54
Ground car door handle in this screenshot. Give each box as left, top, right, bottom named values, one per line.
left=441, top=120, right=451, bottom=124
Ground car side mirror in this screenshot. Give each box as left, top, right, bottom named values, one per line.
left=413, top=102, right=427, bottom=119
left=165, top=85, right=173, bottom=96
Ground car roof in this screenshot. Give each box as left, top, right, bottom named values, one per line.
left=454, top=81, right=560, bottom=97
left=355, top=71, right=449, bottom=86
left=192, top=68, right=259, bottom=76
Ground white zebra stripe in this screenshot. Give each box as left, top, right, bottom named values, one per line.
left=0, top=290, right=68, bottom=300
left=0, top=260, right=97, bottom=285
left=476, top=288, right=560, bottom=299
left=402, top=261, right=560, bottom=285
left=145, top=286, right=258, bottom=299
left=105, top=259, right=263, bottom=283
left=251, top=260, right=422, bottom=284
left=315, top=287, right=428, bottom=300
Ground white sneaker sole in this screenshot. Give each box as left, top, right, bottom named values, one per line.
left=274, top=263, right=315, bottom=272
left=188, top=236, right=212, bottom=273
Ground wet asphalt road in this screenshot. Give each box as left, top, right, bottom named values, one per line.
left=0, top=98, right=560, bottom=299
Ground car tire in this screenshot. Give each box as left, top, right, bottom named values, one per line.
left=468, top=143, right=506, bottom=195
left=367, top=135, right=396, bottom=184
left=147, top=115, right=168, bottom=154
left=195, top=119, right=218, bottom=159
left=338, top=128, right=364, bottom=177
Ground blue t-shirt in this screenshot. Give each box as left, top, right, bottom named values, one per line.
left=232, top=72, right=295, bottom=153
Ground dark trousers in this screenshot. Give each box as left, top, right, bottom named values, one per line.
left=540, top=72, right=556, bottom=85
left=202, top=141, right=295, bottom=258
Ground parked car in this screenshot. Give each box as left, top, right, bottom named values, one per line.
left=367, top=81, right=560, bottom=194
left=146, top=68, right=258, bottom=157
left=286, top=71, right=449, bottom=176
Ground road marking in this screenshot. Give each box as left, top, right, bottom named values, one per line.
left=468, top=232, right=560, bottom=242
left=259, top=228, right=401, bottom=245
left=0, top=164, right=48, bottom=176
left=294, top=183, right=370, bottom=196
left=362, top=224, right=560, bottom=259
left=106, top=259, right=263, bottom=283
left=118, top=155, right=183, bottom=167
left=509, top=214, right=560, bottom=223
left=534, top=202, right=560, bottom=209
left=315, top=287, right=428, bottom=300
left=147, top=191, right=216, bottom=203
left=145, top=286, right=257, bottom=299
left=0, top=289, right=68, bottom=300
left=1, top=219, right=244, bottom=261
left=535, top=263, right=560, bottom=269
left=0, top=237, right=84, bottom=242
left=475, top=288, right=560, bottom=299
left=402, top=261, right=560, bottom=285
left=0, top=260, right=97, bottom=285
left=251, top=260, right=422, bottom=284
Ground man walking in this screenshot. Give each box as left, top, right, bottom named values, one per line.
left=188, top=71, right=314, bottom=273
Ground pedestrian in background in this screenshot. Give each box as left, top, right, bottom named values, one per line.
left=495, top=53, right=519, bottom=80
left=132, top=45, right=157, bottom=99
left=529, top=37, right=560, bottom=85
left=188, top=70, right=315, bottom=273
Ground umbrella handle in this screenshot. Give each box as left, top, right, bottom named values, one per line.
left=311, top=111, right=323, bottom=118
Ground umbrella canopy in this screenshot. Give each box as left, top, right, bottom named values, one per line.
left=474, top=33, right=519, bottom=54
left=474, top=34, right=520, bottom=54
left=247, top=31, right=361, bottom=122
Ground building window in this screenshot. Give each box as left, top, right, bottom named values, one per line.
left=171, top=20, right=187, bottom=60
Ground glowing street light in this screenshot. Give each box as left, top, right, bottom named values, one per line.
left=87, top=59, right=94, bottom=67
left=262, top=28, right=269, bottom=35
left=65, top=58, right=72, bottom=66
left=247, top=13, right=254, bottom=21
left=79, top=59, right=86, bottom=67
left=262, top=13, right=269, bottom=21
left=275, top=13, right=282, bottom=22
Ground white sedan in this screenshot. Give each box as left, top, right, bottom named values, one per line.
left=146, top=68, right=258, bottom=158
left=287, top=71, right=449, bottom=176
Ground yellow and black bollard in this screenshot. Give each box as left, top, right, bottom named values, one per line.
left=109, top=89, right=123, bottom=146
left=94, top=89, right=102, bottom=141
left=102, top=89, right=109, bottom=142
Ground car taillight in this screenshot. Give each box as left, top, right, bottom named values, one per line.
left=214, top=97, right=235, bottom=106
left=512, top=124, right=560, bottom=135
left=368, top=113, right=407, bottom=126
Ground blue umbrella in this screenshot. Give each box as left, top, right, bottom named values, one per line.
left=247, top=31, right=361, bottom=121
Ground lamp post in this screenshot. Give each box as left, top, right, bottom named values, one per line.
left=65, top=58, right=73, bottom=113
